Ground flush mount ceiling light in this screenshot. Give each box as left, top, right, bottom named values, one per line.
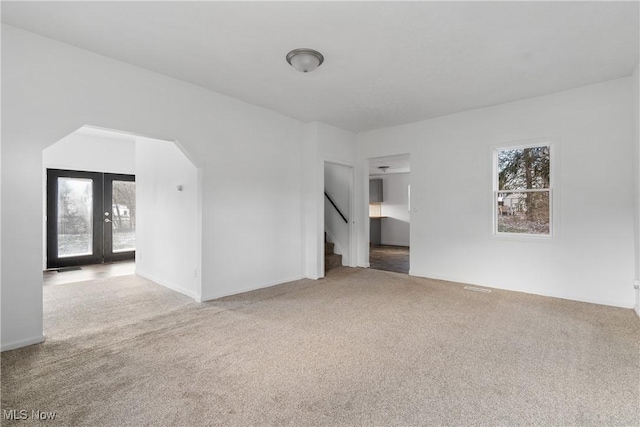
left=286, top=48, right=324, bottom=73
left=378, top=166, right=390, bottom=173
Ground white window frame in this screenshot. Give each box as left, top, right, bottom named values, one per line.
left=492, top=140, right=555, bottom=240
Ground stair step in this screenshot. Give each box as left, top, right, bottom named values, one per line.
left=325, top=253, right=342, bottom=271
left=325, top=242, right=335, bottom=255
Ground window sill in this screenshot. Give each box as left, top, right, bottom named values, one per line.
left=491, top=232, right=555, bottom=243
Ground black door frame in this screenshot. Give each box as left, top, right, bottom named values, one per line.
left=46, top=169, right=135, bottom=269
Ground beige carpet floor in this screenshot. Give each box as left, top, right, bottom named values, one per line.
left=2, top=268, right=639, bottom=426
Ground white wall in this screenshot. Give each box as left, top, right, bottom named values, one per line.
left=632, top=62, right=639, bottom=316
left=1, top=26, right=305, bottom=350
left=378, top=173, right=410, bottom=247
left=43, top=131, right=136, bottom=174
left=135, top=137, right=199, bottom=299
left=358, top=77, right=636, bottom=308
left=301, top=123, right=321, bottom=279
left=324, top=162, right=351, bottom=264
left=42, top=130, right=136, bottom=269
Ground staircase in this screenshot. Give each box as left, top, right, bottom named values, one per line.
left=325, top=233, right=342, bottom=272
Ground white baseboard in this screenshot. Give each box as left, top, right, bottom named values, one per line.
left=135, top=270, right=198, bottom=301
left=1, top=335, right=45, bottom=352
left=200, top=275, right=305, bottom=302
left=409, top=269, right=634, bottom=309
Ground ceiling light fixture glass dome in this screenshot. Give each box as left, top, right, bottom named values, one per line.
left=286, top=48, right=324, bottom=73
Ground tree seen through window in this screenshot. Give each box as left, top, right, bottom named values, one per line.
left=496, top=145, right=551, bottom=235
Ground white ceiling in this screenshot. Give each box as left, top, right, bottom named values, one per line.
left=2, top=1, right=638, bottom=133
left=369, top=154, right=410, bottom=176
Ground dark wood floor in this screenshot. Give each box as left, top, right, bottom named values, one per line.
left=43, top=260, right=136, bottom=286
left=369, top=245, right=409, bottom=274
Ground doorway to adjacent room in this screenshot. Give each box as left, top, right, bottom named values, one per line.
left=368, top=154, right=411, bottom=274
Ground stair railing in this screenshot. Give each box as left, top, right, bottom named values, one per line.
left=324, top=191, right=348, bottom=224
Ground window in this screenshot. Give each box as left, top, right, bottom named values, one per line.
left=494, top=143, right=551, bottom=236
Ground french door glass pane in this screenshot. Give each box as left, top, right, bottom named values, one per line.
left=57, top=177, right=93, bottom=257
left=112, top=180, right=136, bottom=252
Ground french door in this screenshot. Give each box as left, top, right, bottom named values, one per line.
left=46, top=169, right=136, bottom=269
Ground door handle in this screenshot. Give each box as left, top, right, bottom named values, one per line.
left=105, top=218, right=112, bottom=223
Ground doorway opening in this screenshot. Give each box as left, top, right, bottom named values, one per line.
left=42, top=124, right=200, bottom=298
left=368, top=154, right=410, bottom=274
left=323, top=161, right=355, bottom=274
left=43, top=125, right=138, bottom=282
